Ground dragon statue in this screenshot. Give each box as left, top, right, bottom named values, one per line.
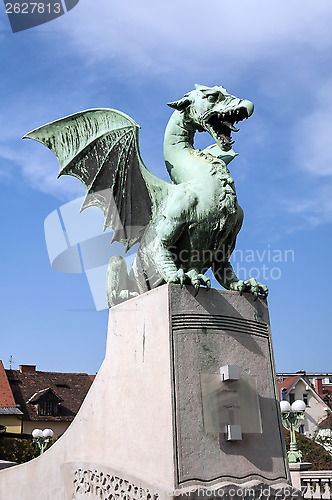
left=24, top=84, right=268, bottom=307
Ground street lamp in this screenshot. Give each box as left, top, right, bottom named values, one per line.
left=32, top=428, right=54, bottom=454
left=280, top=399, right=306, bottom=463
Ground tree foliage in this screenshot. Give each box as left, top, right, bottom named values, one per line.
left=0, top=436, right=39, bottom=464
left=284, top=429, right=332, bottom=470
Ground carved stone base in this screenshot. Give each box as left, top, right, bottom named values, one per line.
left=66, top=462, right=301, bottom=500
left=0, top=285, right=301, bottom=499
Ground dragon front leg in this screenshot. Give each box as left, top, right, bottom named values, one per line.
left=212, top=261, right=268, bottom=300
left=149, top=233, right=211, bottom=295
left=147, top=203, right=211, bottom=294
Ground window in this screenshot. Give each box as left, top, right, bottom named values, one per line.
left=38, top=401, right=58, bottom=416
left=299, top=425, right=305, bottom=434
left=289, top=393, right=295, bottom=404
left=303, top=394, right=309, bottom=406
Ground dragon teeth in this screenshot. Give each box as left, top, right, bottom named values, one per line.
left=224, top=122, right=239, bottom=132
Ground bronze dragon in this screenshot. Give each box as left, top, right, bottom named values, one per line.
left=24, top=84, right=268, bottom=307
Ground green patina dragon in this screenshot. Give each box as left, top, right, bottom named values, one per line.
left=25, top=84, right=268, bottom=307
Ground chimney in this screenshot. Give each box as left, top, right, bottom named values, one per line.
left=315, top=378, right=323, bottom=395
left=19, top=365, right=36, bottom=374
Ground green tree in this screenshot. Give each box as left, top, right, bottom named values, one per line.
left=0, top=437, right=40, bottom=464
left=284, top=429, right=332, bottom=470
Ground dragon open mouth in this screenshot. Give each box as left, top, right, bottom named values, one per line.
left=204, top=107, right=250, bottom=152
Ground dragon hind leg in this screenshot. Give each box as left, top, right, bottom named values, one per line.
left=106, top=255, right=139, bottom=308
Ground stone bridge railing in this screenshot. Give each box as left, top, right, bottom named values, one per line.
left=290, top=466, right=332, bottom=499
left=301, top=471, right=332, bottom=499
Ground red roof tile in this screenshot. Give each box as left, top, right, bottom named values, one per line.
left=0, top=360, right=16, bottom=407
left=318, top=413, right=332, bottom=428
left=277, top=376, right=299, bottom=391
left=318, top=386, right=332, bottom=408
left=5, top=367, right=93, bottom=423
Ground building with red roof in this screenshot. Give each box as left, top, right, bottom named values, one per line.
left=1, top=362, right=95, bottom=438
left=0, top=360, right=23, bottom=433
left=277, top=371, right=332, bottom=438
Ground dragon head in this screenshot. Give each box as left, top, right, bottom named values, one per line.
left=167, top=84, right=254, bottom=153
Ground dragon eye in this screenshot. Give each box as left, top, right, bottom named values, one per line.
left=206, top=94, right=218, bottom=103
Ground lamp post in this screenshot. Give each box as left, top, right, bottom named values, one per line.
left=32, top=428, right=54, bottom=455
left=280, top=400, right=306, bottom=463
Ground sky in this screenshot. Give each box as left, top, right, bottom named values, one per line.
left=0, top=0, right=331, bottom=375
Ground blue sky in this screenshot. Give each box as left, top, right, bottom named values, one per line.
left=0, top=0, right=331, bottom=375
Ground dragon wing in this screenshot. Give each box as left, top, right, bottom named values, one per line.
left=24, top=109, right=170, bottom=251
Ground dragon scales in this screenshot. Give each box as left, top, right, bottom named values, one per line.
left=24, top=84, right=268, bottom=307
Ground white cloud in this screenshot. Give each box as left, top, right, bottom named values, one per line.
left=292, top=81, right=332, bottom=177
left=56, top=0, right=332, bottom=74
left=0, top=95, right=86, bottom=199
left=2, top=0, right=332, bottom=208
left=283, top=182, right=332, bottom=230
left=294, top=115, right=332, bottom=176
left=0, top=141, right=84, bottom=199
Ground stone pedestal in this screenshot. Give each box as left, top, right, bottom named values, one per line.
left=288, top=463, right=312, bottom=491
left=0, top=285, right=300, bottom=499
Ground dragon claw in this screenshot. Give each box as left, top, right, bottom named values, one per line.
left=177, top=269, right=185, bottom=288
left=169, top=269, right=211, bottom=295
left=237, top=280, right=245, bottom=296
left=230, top=278, right=268, bottom=300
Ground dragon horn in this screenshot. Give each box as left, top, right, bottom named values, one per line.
left=167, top=96, right=191, bottom=110
left=194, top=84, right=210, bottom=91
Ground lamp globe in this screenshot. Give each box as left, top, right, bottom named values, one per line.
left=291, top=400, right=306, bottom=412
left=42, top=428, right=54, bottom=439
left=32, top=429, right=43, bottom=439
left=280, top=400, right=291, bottom=413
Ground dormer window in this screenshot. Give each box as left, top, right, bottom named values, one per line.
left=38, top=400, right=58, bottom=416
left=26, top=387, right=62, bottom=417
